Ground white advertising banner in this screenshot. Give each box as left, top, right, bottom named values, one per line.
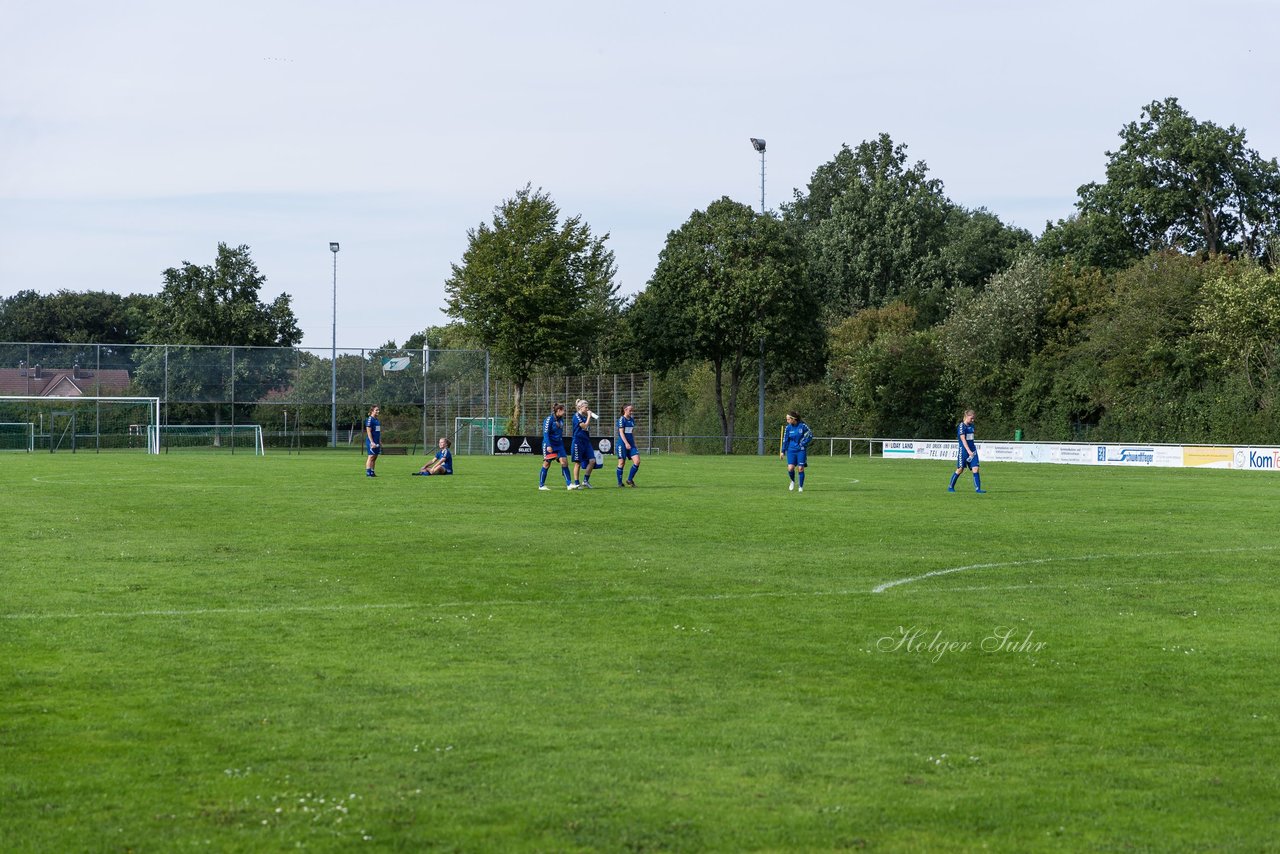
left=880, top=440, right=1278, bottom=471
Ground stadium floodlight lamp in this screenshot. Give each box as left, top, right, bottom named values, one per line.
left=750, top=138, right=766, bottom=153
left=330, top=242, right=340, bottom=448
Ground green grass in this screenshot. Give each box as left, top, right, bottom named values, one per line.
left=2, top=452, right=1278, bottom=852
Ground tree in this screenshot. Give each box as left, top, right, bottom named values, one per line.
left=826, top=303, right=950, bottom=438
left=145, top=243, right=301, bottom=347
left=941, top=207, right=1034, bottom=290
left=444, top=186, right=618, bottom=431
left=135, top=243, right=301, bottom=412
left=784, top=134, right=954, bottom=322
left=1076, top=97, right=1280, bottom=261
left=1076, top=252, right=1213, bottom=441
left=1195, top=262, right=1280, bottom=435
left=939, top=254, right=1051, bottom=434
left=636, top=197, right=816, bottom=452
left=0, top=290, right=155, bottom=370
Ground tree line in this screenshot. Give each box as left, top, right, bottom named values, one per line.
left=5, top=97, right=1279, bottom=446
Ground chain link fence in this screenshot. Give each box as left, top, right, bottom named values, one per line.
left=0, top=342, right=651, bottom=455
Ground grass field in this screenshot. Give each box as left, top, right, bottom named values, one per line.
left=2, top=451, right=1278, bottom=852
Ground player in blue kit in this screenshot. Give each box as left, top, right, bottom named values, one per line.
left=615, top=403, right=640, bottom=487
left=780, top=411, right=813, bottom=492
left=364, top=404, right=381, bottom=477
left=949, top=409, right=986, bottom=493
left=538, top=403, right=573, bottom=490
left=570, top=399, right=597, bottom=489
left=413, top=437, right=453, bottom=475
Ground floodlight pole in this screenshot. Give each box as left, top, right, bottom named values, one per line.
left=751, top=138, right=767, bottom=455
left=330, top=242, right=340, bottom=448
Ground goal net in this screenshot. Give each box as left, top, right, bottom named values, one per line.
left=158, top=424, right=264, bottom=455
left=0, top=396, right=161, bottom=453
left=0, top=422, right=35, bottom=452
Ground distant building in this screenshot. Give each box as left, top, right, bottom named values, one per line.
left=0, top=362, right=132, bottom=397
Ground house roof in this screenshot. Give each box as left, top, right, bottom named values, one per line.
left=0, top=368, right=132, bottom=397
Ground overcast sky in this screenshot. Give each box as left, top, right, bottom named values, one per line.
left=2, top=0, right=1277, bottom=351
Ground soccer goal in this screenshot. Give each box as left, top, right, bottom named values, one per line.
left=0, top=422, right=35, bottom=452
left=0, top=396, right=161, bottom=453
left=158, top=424, right=265, bottom=455
left=453, top=416, right=507, bottom=455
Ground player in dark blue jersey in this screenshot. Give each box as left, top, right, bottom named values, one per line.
left=949, top=409, right=986, bottom=493
left=364, top=404, right=381, bottom=477
left=570, top=399, right=597, bottom=489
left=414, top=437, right=453, bottom=476
left=615, top=403, right=640, bottom=487
left=780, top=411, right=813, bottom=492
left=539, top=403, right=573, bottom=490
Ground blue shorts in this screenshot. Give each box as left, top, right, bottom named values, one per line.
left=786, top=449, right=807, bottom=467
left=616, top=437, right=639, bottom=459
left=571, top=436, right=594, bottom=464
left=544, top=441, right=566, bottom=461
left=366, top=441, right=381, bottom=456
left=957, top=451, right=979, bottom=469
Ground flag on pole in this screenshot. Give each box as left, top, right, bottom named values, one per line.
left=382, top=356, right=412, bottom=373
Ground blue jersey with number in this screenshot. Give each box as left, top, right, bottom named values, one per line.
left=365, top=416, right=381, bottom=444
left=616, top=415, right=636, bottom=455
left=435, top=448, right=453, bottom=474
left=781, top=421, right=812, bottom=453
left=957, top=421, right=979, bottom=467
left=543, top=413, right=564, bottom=446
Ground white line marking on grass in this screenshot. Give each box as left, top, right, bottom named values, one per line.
left=2, top=590, right=866, bottom=622
left=871, top=545, right=1280, bottom=594
left=5, top=547, right=1275, bottom=620
left=1, top=603, right=419, bottom=621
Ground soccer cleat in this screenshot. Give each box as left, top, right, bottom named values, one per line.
left=617, top=482, right=626, bottom=488
left=538, top=485, right=550, bottom=491
left=366, top=470, right=375, bottom=478
left=975, top=489, right=987, bottom=494
left=789, top=481, right=795, bottom=491
left=798, top=486, right=804, bottom=492
left=568, top=483, right=578, bottom=490
left=582, top=481, right=593, bottom=489
left=626, top=480, right=635, bottom=487
left=947, top=487, right=955, bottom=492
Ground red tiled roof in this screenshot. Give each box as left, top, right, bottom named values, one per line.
left=0, top=368, right=132, bottom=397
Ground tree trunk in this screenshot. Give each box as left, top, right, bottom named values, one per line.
left=713, top=359, right=731, bottom=454
left=511, top=379, right=525, bottom=435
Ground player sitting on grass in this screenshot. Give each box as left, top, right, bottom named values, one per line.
left=413, top=437, right=453, bottom=476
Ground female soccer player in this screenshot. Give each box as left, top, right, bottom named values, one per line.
left=413, top=437, right=453, bottom=476
left=615, top=403, right=640, bottom=487
left=780, top=411, right=813, bottom=492
left=949, top=409, right=986, bottom=493
left=570, top=399, right=597, bottom=489
left=364, top=404, right=381, bottom=477
left=539, top=403, right=573, bottom=490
